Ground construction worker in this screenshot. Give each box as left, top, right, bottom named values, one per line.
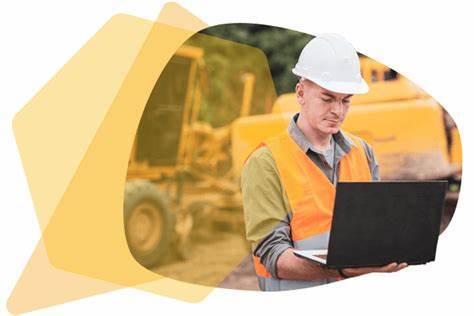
left=241, top=34, right=408, bottom=291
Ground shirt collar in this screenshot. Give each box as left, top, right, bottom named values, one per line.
left=287, top=113, right=354, bottom=154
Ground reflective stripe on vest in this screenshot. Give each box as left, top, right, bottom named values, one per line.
left=252, top=130, right=372, bottom=291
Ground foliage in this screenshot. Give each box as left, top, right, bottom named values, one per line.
left=200, top=24, right=313, bottom=95
left=185, top=31, right=280, bottom=127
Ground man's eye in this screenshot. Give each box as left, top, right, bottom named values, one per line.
left=322, top=99, right=332, bottom=103
left=343, top=99, right=351, bottom=103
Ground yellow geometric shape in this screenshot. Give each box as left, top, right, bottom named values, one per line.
left=7, top=239, right=121, bottom=314
left=13, top=14, right=155, bottom=232
left=9, top=3, right=216, bottom=314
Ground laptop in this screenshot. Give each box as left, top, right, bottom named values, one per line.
left=294, top=181, right=447, bottom=269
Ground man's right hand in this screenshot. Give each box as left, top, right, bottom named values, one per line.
left=341, top=262, right=408, bottom=278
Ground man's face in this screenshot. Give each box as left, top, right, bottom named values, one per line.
left=296, top=79, right=352, bottom=135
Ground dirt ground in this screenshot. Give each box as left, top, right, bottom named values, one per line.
left=153, top=231, right=259, bottom=291
left=440, top=193, right=457, bottom=234
left=219, top=254, right=259, bottom=290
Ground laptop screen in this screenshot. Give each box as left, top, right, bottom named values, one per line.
left=326, top=181, right=447, bottom=269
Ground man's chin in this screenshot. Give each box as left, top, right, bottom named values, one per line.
left=322, top=127, right=340, bottom=135
left=314, top=124, right=340, bottom=136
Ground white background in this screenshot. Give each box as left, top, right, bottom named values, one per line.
left=0, top=0, right=472, bottom=315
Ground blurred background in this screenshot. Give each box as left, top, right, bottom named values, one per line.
left=124, top=24, right=462, bottom=290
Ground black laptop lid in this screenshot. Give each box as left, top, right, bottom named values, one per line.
left=326, top=181, right=447, bottom=269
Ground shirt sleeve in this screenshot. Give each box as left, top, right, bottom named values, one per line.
left=360, top=139, right=380, bottom=181
left=240, top=146, right=293, bottom=278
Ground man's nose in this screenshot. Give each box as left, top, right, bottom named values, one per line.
left=331, top=100, right=344, bottom=116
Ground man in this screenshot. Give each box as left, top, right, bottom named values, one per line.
left=241, top=34, right=407, bottom=291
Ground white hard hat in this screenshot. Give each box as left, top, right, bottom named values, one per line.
left=292, top=34, right=369, bottom=94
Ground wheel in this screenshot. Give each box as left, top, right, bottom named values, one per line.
left=124, top=180, right=175, bottom=268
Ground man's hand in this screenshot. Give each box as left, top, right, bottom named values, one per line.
left=341, top=262, right=408, bottom=278
left=276, top=249, right=408, bottom=281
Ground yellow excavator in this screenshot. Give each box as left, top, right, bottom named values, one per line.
left=232, top=57, right=461, bottom=233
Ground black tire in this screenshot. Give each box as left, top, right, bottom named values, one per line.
left=124, top=180, right=175, bottom=268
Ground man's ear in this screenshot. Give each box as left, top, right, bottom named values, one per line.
left=295, top=82, right=305, bottom=106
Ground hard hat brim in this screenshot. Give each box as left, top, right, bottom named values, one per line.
left=292, top=68, right=369, bottom=95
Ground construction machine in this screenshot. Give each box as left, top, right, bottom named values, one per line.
left=124, top=35, right=276, bottom=268
left=125, top=31, right=461, bottom=269
left=232, top=57, right=461, bottom=233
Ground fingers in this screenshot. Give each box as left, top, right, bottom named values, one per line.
left=342, top=262, right=409, bottom=277
left=341, top=268, right=360, bottom=277
left=374, top=262, right=408, bottom=273
left=376, top=262, right=398, bottom=272
left=391, top=262, right=408, bottom=272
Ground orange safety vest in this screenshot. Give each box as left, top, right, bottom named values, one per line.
left=250, top=130, right=372, bottom=287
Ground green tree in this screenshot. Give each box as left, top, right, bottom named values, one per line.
left=200, top=24, right=313, bottom=95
